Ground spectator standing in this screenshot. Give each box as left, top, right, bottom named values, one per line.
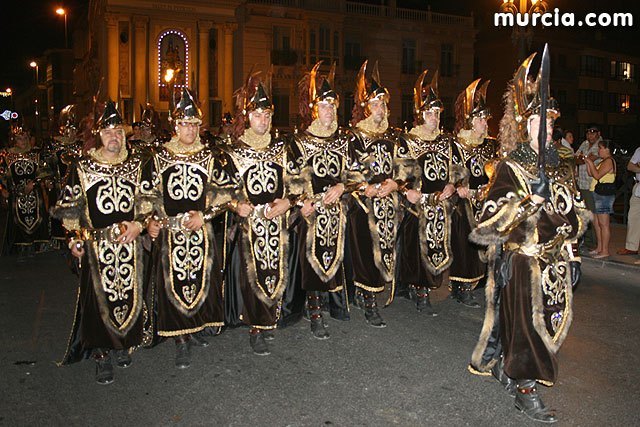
left=617, top=146, right=640, bottom=256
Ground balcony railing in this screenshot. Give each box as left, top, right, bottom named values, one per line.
left=248, top=0, right=472, bottom=26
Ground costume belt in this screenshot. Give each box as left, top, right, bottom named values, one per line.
left=80, top=223, right=127, bottom=243
left=154, top=213, right=192, bottom=233
left=503, top=224, right=572, bottom=264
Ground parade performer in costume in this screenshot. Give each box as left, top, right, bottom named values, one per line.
left=449, top=79, right=498, bottom=308
left=347, top=60, right=412, bottom=327
left=468, top=47, right=590, bottom=423
left=289, top=62, right=363, bottom=339
left=144, top=88, right=227, bottom=369
left=1, top=125, right=51, bottom=257
left=397, top=70, right=460, bottom=315
left=220, top=70, right=299, bottom=355
left=52, top=100, right=149, bottom=384
left=48, top=105, right=83, bottom=247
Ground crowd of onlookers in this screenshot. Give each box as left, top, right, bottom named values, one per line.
left=552, top=123, right=640, bottom=260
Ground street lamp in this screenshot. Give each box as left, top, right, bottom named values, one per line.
left=30, top=61, right=41, bottom=137
left=499, top=0, right=549, bottom=61
left=55, top=7, right=68, bottom=49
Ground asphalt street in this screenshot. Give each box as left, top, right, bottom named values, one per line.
left=0, top=251, right=639, bottom=426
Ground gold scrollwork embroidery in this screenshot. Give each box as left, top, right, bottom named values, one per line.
left=95, top=177, right=135, bottom=215
left=370, top=144, right=393, bottom=176
left=251, top=217, right=280, bottom=271
left=312, top=150, right=342, bottom=178
left=167, top=164, right=204, bottom=201
left=423, top=152, right=449, bottom=181
left=247, top=162, right=279, bottom=195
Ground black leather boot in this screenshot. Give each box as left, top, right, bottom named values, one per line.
left=115, top=348, right=132, bottom=368
left=452, top=283, right=480, bottom=308
left=363, top=291, right=386, bottom=328
left=190, top=331, right=210, bottom=347
left=249, top=328, right=271, bottom=355
left=515, top=380, right=558, bottom=423
left=262, top=329, right=275, bottom=341
left=308, top=292, right=330, bottom=340
left=416, top=286, right=437, bottom=316
left=491, top=356, right=515, bottom=397
left=175, top=336, right=191, bottom=369
left=94, top=349, right=114, bottom=385
left=352, top=290, right=365, bottom=310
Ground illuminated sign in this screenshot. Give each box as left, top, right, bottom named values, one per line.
left=1, top=110, right=18, bottom=121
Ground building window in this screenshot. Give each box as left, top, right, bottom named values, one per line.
left=441, top=44, right=454, bottom=77
left=272, top=26, right=297, bottom=66
left=319, top=26, right=331, bottom=63
left=609, top=93, right=633, bottom=113
left=578, top=89, right=603, bottom=111
left=309, top=26, right=338, bottom=65
left=309, top=29, right=316, bottom=63
left=580, top=55, right=605, bottom=77
left=401, top=39, right=417, bottom=74
left=157, top=30, right=190, bottom=101
left=610, top=61, right=635, bottom=82
left=401, top=94, right=414, bottom=128
left=272, top=92, right=290, bottom=128
left=344, top=39, right=363, bottom=71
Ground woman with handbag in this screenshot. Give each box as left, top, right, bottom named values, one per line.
left=584, top=139, right=616, bottom=258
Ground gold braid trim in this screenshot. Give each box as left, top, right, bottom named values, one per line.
left=163, top=135, right=204, bottom=155
left=409, top=125, right=440, bottom=141
left=355, top=115, right=389, bottom=134
left=239, top=127, right=272, bottom=150
left=88, top=147, right=127, bottom=164
left=306, top=118, right=338, bottom=137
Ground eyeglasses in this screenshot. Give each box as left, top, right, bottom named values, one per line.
left=587, top=129, right=599, bottom=133
left=176, top=121, right=199, bottom=128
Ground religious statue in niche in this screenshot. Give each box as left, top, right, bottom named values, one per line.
left=159, top=32, right=187, bottom=101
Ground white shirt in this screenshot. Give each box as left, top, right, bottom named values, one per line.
left=576, top=138, right=602, bottom=190
left=561, top=138, right=574, bottom=152
left=631, top=147, right=640, bottom=197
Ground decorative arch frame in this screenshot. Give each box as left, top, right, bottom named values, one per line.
left=157, top=29, right=190, bottom=99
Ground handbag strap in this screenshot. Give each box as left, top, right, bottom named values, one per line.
left=597, top=157, right=615, bottom=183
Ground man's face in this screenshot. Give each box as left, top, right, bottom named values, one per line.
left=15, top=134, right=29, bottom=149
left=176, top=121, right=199, bottom=145
left=317, top=102, right=336, bottom=127
left=248, top=110, right=272, bottom=136
left=368, top=99, right=387, bottom=125
left=100, top=127, right=125, bottom=153
left=528, top=115, right=553, bottom=152
left=422, top=110, right=440, bottom=131
left=472, top=117, right=488, bottom=136
left=586, top=128, right=600, bottom=143
left=140, top=126, right=153, bottom=140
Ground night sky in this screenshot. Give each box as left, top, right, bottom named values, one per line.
left=1, top=0, right=638, bottom=92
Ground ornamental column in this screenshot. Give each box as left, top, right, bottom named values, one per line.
left=133, top=15, right=149, bottom=120
left=198, top=21, right=213, bottom=125
left=222, top=23, right=237, bottom=114
left=106, top=13, right=120, bottom=102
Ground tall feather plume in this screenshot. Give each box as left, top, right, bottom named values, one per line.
left=298, top=71, right=313, bottom=130
left=351, top=60, right=368, bottom=126
left=498, top=83, right=519, bottom=155
left=453, top=90, right=466, bottom=135
left=231, top=66, right=261, bottom=139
